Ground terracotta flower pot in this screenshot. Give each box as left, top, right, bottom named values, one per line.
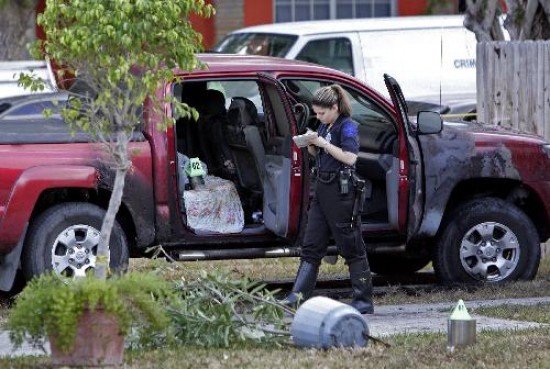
left=49, top=308, right=124, bottom=367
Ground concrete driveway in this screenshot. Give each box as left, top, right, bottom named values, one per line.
left=367, top=296, right=550, bottom=338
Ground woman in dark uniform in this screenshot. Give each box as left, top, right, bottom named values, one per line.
left=285, top=84, right=374, bottom=314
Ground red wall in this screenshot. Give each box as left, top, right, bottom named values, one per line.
left=398, top=0, right=428, bottom=15
left=35, top=0, right=46, bottom=45
left=244, top=0, right=273, bottom=26
left=189, top=0, right=216, bottom=50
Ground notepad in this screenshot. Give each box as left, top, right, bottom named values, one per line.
left=292, top=131, right=317, bottom=148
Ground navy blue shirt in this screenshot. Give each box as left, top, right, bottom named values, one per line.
left=316, top=115, right=359, bottom=172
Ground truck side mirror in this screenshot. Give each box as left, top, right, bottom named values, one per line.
left=417, top=110, right=442, bottom=135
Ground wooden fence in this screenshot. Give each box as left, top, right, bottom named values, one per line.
left=477, top=41, right=550, bottom=140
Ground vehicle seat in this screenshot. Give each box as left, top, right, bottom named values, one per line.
left=176, top=82, right=207, bottom=157
left=196, top=89, right=233, bottom=177
left=226, top=97, right=265, bottom=193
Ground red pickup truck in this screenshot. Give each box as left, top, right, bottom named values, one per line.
left=1, top=54, right=549, bottom=290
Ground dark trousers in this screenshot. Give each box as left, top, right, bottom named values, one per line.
left=301, top=178, right=367, bottom=266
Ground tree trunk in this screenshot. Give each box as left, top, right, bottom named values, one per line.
left=96, top=129, right=130, bottom=279
left=0, top=0, right=39, bottom=60
left=503, top=0, right=550, bottom=40
left=465, top=0, right=550, bottom=41
left=464, top=0, right=505, bottom=41
left=96, top=167, right=127, bottom=279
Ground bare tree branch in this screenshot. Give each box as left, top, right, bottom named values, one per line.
left=503, top=0, right=550, bottom=39
left=540, top=0, right=550, bottom=15
left=503, top=0, right=521, bottom=40
left=482, top=0, right=500, bottom=31
left=520, top=0, right=541, bottom=39
left=0, top=0, right=37, bottom=60
left=464, top=0, right=506, bottom=41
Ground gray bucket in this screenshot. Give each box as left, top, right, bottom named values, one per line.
left=447, top=319, right=476, bottom=350
left=291, top=296, right=369, bottom=349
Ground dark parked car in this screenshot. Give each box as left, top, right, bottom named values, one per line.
left=0, top=92, right=67, bottom=120
left=0, top=93, right=72, bottom=140
left=407, top=93, right=477, bottom=122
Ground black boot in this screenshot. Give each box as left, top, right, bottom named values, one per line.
left=284, top=261, right=319, bottom=307
left=348, top=258, right=374, bottom=314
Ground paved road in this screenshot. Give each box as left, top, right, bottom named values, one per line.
left=367, top=296, right=550, bottom=338
left=1, top=296, right=549, bottom=358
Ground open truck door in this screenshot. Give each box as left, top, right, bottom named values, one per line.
left=257, top=73, right=307, bottom=239
left=383, top=74, right=424, bottom=240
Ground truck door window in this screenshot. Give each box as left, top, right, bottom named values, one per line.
left=208, top=80, right=261, bottom=109
left=282, top=79, right=395, bottom=152
left=283, top=78, right=397, bottom=225
left=296, top=38, right=354, bottom=76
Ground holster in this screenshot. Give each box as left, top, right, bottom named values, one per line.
left=351, top=176, right=371, bottom=227
left=351, top=182, right=363, bottom=228
left=354, top=179, right=367, bottom=213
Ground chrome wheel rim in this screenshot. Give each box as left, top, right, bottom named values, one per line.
left=51, top=224, right=106, bottom=277
left=459, top=221, right=520, bottom=282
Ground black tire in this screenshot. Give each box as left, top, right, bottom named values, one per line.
left=22, top=203, right=129, bottom=281
left=434, top=198, right=540, bottom=285
left=368, top=254, right=431, bottom=276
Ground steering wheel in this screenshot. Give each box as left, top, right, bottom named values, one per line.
left=293, top=102, right=310, bottom=134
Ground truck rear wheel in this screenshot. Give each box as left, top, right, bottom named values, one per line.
left=434, top=198, right=540, bottom=284
left=22, top=203, right=129, bottom=280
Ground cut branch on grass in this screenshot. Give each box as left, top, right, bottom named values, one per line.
left=167, top=270, right=292, bottom=348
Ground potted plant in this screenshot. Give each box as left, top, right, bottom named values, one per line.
left=7, top=271, right=176, bottom=366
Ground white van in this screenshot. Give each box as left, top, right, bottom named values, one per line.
left=0, top=60, right=57, bottom=99
left=214, top=15, right=477, bottom=107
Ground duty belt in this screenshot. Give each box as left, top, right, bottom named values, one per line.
left=316, top=171, right=337, bottom=181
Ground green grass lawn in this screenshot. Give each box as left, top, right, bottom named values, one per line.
left=2, top=255, right=550, bottom=368
left=130, top=253, right=550, bottom=306
left=5, top=327, right=550, bottom=368
left=473, top=303, right=550, bottom=324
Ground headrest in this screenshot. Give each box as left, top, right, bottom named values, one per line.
left=228, top=97, right=258, bottom=127
left=202, top=89, right=227, bottom=116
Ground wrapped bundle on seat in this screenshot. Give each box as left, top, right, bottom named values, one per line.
left=183, top=176, right=244, bottom=234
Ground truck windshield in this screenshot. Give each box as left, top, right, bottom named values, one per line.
left=213, top=33, right=297, bottom=57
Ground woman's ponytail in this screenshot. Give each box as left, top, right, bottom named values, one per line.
left=312, top=84, right=352, bottom=116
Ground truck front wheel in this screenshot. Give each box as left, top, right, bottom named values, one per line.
left=434, top=198, right=540, bottom=284
left=22, top=203, right=129, bottom=280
